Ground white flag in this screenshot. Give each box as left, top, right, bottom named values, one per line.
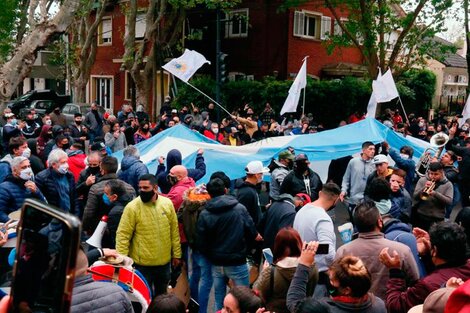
left=162, top=49, right=210, bottom=82
left=460, top=96, right=470, bottom=127
left=366, top=90, right=378, bottom=118
left=281, top=59, right=307, bottom=115
left=373, top=69, right=399, bottom=103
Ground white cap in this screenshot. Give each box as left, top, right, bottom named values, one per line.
left=372, top=154, right=389, bottom=165
left=245, top=161, right=270, bottom=175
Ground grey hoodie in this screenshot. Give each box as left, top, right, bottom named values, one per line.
left=341, top=156, right=375, bottom=205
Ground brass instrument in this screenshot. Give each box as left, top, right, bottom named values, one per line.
left=415, top=132, right=449, bottom=177
left=420, top=180, right=436, bottom=200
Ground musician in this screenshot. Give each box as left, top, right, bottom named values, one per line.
left=440, top=151, right=460, bottom=219
left=412, top=162, right=453, bottom=231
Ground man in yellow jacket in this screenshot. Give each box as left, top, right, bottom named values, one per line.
left=116, top=174, right=182, bottom=296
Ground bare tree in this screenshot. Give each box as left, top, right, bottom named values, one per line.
left=0, top=0, right=81, bottom=104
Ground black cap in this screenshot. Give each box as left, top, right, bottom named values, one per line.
left=90, top=142, right=106, bottom=151
left=74, top=113, right=82, bottom=118
left=295, top=153, right=308, bottom=162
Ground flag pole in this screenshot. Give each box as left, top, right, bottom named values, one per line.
left=302, top=56, right=309, bottom=117
left=184, top=81, right=232, bottom=116
left=396, top=96, right=409, bottom=125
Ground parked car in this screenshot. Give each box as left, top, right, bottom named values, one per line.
left=7, top=89, right=71, bottom=115
left=18, top=100, right=58, bottom=119
left=62, top=103, right=105, bottom=125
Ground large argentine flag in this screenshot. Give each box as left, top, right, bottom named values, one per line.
left=113, top=118, right=430, bottom=183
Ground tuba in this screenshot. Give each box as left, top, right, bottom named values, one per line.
left=415, top=132, right=449, bottom=177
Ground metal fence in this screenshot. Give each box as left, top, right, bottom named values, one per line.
left=438, top=95, right=466, bottom=114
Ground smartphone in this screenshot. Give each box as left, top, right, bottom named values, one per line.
left=316, top=243, right=329, bottom=255
left=187, top=298, right=200, bottom=313
left=8, top=199, right=81, bottom=313
left=262, top=248, right=274, bottom=264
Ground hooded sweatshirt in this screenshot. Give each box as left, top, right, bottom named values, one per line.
left=156, top=149, right=206, bottom=194
left=341, top=156, right=375, bottom=205
left=117, top=156, right=149, bottom=193
left=413, top=174, right=453, bottom=219
left=196, top=195, right=258, bottom=266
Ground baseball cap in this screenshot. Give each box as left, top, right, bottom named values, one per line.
left=294, top=153, right=308, bottom=162
left=171, top=109, right=178, bottom=114
left=245, top=161, right=269, bottom=175
left=278, top=150, right=294, bottom=160
left=372, top=154, right=389, bottom=165
left=296, top=193, right=311, bottom=204
left=90, top=142, right=106, bottom=151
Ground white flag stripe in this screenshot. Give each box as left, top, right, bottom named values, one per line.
left=281, top=59, right=307, bottom=115
left=162, top=49, right=210, bottom=82
left=460, top=96, right=470, bottom=127
left=374, top=69, right=399, bottom=103
left=366, top=90, right=377, bottom=118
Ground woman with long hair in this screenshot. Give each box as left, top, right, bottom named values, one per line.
left=221, top=286, right=263, bottom=313
left=253, top=228, right=318, bottom=313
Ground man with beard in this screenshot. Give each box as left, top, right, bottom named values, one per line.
left=116, top=174, right=182, bottom=296
left=280, top=153, right=323, bottom=201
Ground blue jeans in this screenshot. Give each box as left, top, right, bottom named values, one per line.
left=189, top=251, right=213, bottom=313
left=212, top=264, right=249, bottom=311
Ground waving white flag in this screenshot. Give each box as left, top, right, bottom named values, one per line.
left=280, top=59, right=307, bottom=115
left=460, top=96, right=470, bottom=127
left=162, top=49, right=210, bottom=82
left=373, top=69, right=399, bottom=103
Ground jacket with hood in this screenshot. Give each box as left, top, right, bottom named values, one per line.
left=0, top=175, right=46, bottom=222
left=382, top=216, right=426, bottom=278
left=67, top=150, right=87, bottom=182
left=287, top=264, right=386, bottom=313
left=269, top=160, right=290, bottom=199
left=390, top=187, right=412, bottom=222
left=258, top=194, right=296, bottom=250
left=280, top=168, right=323, bottom=202
left=117, top=156, right=149, bottom=193
left=235, top=179, right=263, bottom=227
left=156, top=149, right=206, bottom=194
left=180, top=186, right=211, bottom=249
left=196, top=195, right=258, bottom=266
left=254, top=257, right=318, bottom=313
left=164, top=176, right=196, bottom=243
left=341, top=156, right=375, bottom=205
left=413, top=175, right=453, bottom=220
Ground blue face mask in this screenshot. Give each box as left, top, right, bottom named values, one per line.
left=102, top=193, right=112, bottom=206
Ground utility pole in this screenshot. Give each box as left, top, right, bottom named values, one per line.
left=215, top=8, right=221, bottom=123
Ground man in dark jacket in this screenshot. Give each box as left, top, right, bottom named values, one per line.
left=389, top=169, right=412, bottom=222
left=236, top=160, right=269, bottom=226
left=82, top=156, right=135, bottom=235
left=0, top=157, right=46, bottom=222
left=258, top=193, right=297, bottom=250
left=446, top=124, right=470, bottom=207
left=156, top=148, right=206, bottom=194
left=0, top=136, right=31, bottom=183
left=35, top=149, right=79, bottom=215
left=102, top=180, right=132, bottom=249
left=280, top=153, right=323, bottom=202
left=380, top=221, right=470, bottom=313
left=71, top=248, right=133, bottom=313
left=117, top=145, right=149, bottom=193
left=196, top=178, right=262, bottom=311
left=383, top=142, right=415, bottom=194
left=76, top=152, right=102, bottom=217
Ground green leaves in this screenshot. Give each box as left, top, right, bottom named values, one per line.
left=0, top=0, right=19, bottom=62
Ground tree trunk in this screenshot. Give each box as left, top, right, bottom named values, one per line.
left=0, top=0, right=81, bottom=104
left=73, top=78, right=87, bottom=103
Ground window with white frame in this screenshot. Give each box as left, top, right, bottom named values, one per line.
left=225, top=9, right=249, bottom=38
left=99, top=17, right=112, bottom=45
left=293, top=11, right=331, bottom=40
left=135, top=13, right=146, bottom=40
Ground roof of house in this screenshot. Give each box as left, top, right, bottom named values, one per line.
left=430, top=36, right=467, bottom=68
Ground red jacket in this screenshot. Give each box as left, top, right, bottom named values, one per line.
left=203, top=129, right=224, bottom=142
left=68, top=153, right=87, bottom=182
left=385, top=261, right=470, bottom=313
left=164, top=177, right=195, bottom=243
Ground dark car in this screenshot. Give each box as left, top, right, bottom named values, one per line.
left=7, top=90, right=71, bottom=115
left=62, top=103, right=106, bottom=125
left=18, top=100, right=58, bottom=119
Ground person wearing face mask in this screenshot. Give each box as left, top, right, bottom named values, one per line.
left=82, top=156, right=136, bottom=235
left=269, top=150, right=294, bottom=200
left=35, top=149, right=79, bottom=215
left=21, top=110, right=41, bottom=139
left=50, top=107, right=67, bottom=127
left=221, top=127, right=243, bottom=146
left=67, top=143, right=87, bottom=182
left=236, top=160, right=270, bottom=226
left=36, top=124, right=52, bottom=161
left=0, top=137, right=31, bottom=183
left=116, top=174, right=182, bottom=297
left=101, top=180, right=133, bottom=249
left=133, top=121, right=151, bottom=144
left=280, top=153, right=323, bottom=202
left=203, top=122, right=224, bottom=142
left=382, top=142, right=415, bottom=194
left=76, top=152, right=102, bottom=215
left=85, top=102, right=103, bottom=142
left=2, top=113, right=24, bottom=151
left=0, top=156, right=46, bottom=222
left=69, top=113, right=88, bottom=147
left=446, top=123, right=470, bottom=207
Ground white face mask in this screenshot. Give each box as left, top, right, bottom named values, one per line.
left=22, top=148, right=31, bottom=159
left=418, top=122, right=424, bottom=127
left=462, top=126, right=469, bottom=131
left=400, top=153, right=409, bottom=160
left=211, top=128, right=219, bottom=134
left=45, top=120, right=52, bottom=125
left=19, top=167, right=33, bottom=181
left=58, top=163, right=69, bottom=174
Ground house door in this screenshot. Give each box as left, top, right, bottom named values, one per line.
left=93, top=77, right=113, bottom=110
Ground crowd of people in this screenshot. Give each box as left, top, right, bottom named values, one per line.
left=0, top=97, right=469, bottom=313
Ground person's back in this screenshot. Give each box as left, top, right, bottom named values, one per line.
left=335, top=201, right=419, bottom=300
